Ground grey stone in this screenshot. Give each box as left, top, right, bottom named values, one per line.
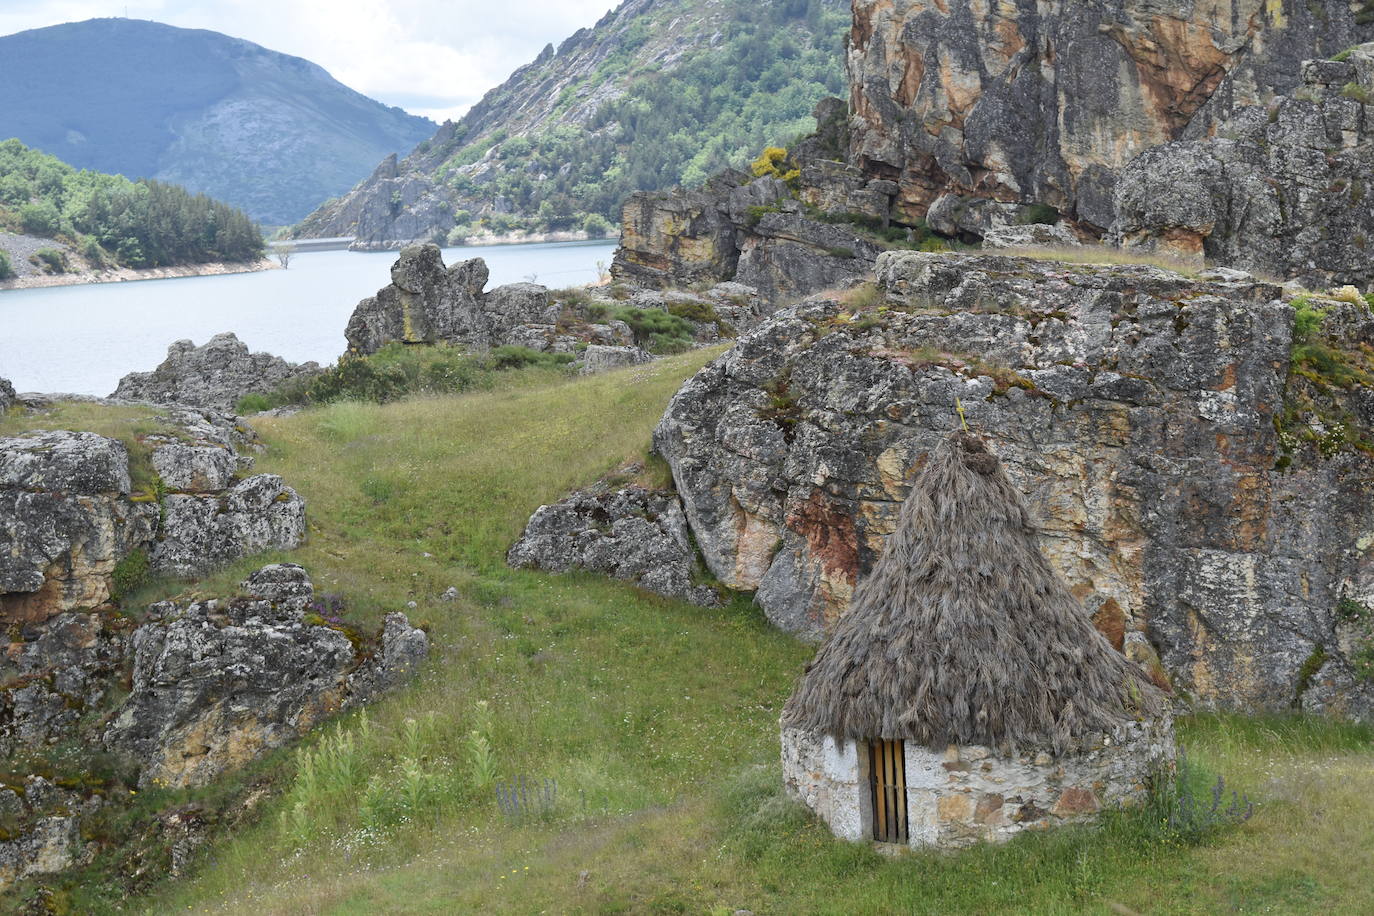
left=0, top=378, right=14, bottom=413
left=153, top=475, right=306, bottom=577
left=981, top=223, right=1082, bottom=250
left=151, top=442, right=238, bottom=493
left=0, top=817, right=81, bottom=891
left=509, top=484, right=721, bottom=607
left=111, top=332, right=320, bottom=410
left=579, top=345, right=653, bottom=375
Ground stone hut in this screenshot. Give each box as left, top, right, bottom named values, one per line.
left=780, top=432, right=1175, bottom=849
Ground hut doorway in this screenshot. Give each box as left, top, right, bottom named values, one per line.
left=868, top=739, right=908, bottom=844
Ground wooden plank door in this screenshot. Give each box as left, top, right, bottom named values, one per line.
left=868, top=739, right=908, bottom=844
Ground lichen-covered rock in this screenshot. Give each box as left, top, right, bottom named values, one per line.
left=578, top=345, right=653, bottom=375
left=1113, top=45, right=1374, bottom=286
left=509, top=482, right=721, bottom=607
left=152, top=474, right=305, bottom=577
left=1, top=409, right=304, bottom=632
left=0, top=816, right=81, bottom=891
left=655, top=250, right=1374, bottom=719
left=0, top=378, right=14, bottom=413
left=0, top=432, right=155, bottom=623
left=111, top=332, right=320, bottom=410
left=105, top=565, right=428, bottom=788
left=981, top=223, right=1082, bottom=250
left=849, top=0, right=1374, bottom=231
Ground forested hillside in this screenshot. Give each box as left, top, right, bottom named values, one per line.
left=0, top=139, right=262, bottom=279
left=0, top=18, right=435, bottom=225
left=292, top=0, right=847, bottom=247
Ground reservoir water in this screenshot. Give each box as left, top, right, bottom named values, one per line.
left=0, top=239, right=619, bottom=396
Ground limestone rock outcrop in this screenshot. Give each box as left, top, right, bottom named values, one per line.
left=612, top=107, right=894, bottom=307
left=508, top=473, right=721, bottom=607
left=848, top=0, right=1374, bottom=231
left=0, top=408, right=304, bottom=630
left=346, top=243, right=761, bottom=357
left=106, top=564, right=428, bottom=788
left=654, top=250, right=1374, bottom=720
left=112, top=333, right=320, bottom=410
left=1113, top=45, right=1374, bottom=286
left=0, top=378, right=14, bottom=413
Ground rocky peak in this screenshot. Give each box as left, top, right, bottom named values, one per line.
left=111, top=332, right=320, bottom=410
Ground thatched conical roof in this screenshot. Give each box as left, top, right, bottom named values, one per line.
left=782, top=431, right=1166, bottom=754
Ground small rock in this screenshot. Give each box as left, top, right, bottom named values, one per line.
left=440, top=587, right=459, bottom=602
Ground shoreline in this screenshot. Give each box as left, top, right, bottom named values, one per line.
left=346, top=230, right=616, bottom=252
left=0, top=258, right=278, bottom=291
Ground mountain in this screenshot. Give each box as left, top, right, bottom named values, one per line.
left=292, top=0, right=848, bottom=248
left=0, top=18, right=435, bottom=225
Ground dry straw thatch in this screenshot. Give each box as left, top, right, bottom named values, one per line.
left=783, top=431, right=1166, bottom=754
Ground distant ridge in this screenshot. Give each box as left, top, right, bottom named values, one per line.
left=0, top=18, right=436, bottom=224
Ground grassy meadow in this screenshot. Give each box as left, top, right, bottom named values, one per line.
left=11, top=350, right=1372, bottom=913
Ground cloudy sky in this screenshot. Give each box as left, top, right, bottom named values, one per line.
left=0, top=0, right=619, bottom=122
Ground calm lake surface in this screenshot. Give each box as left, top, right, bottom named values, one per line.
left=0, top=239, right=618, bottom=396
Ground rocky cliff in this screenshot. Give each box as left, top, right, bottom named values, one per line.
left=848, top=0, right=1374, bottom=234
left=1113, top=43, right=1374, bottom=286
left=635, top=252, right=1374, bottom=721
left=112, top=333, right=321, bottom=411
left=291, top=0, right=848, bottom=247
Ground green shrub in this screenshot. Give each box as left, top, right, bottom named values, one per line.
left=489, top=346, right=575, bottom=370
left=18, top=199, right=62, bottom=236
left=110, top=549, right=150, bottom=603
left=32, top=247, right=66, bottom=273
left=611, top=306, right=695, bottom=352
left=666, top=299, right=719, bottom=323
left=81, top=237, right=106, bottom=268
left=235, top=393, right=273, bottom=415
left=0, top=250, right=11, bottom=280
left=582, top=213, right=614, bottom=237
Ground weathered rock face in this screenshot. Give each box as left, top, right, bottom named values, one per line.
left=611, top=100, right=894, bottom=306
left=111, top=332, right=321, bottom=410
left=849, top=0, right=1374, bottom=231
left=0, top=409, right=305, bottom=629
left=106, top=564, right=428, bottom=788
left=655, top=251, right=1374, bottom=720
left=578, top=345, right=653, bottom=376
left=1113, top=45, right=1374, bottom=286
left=508, top=474, right=721, bottom=607
left=0, top=562, right=426, bottom=890
left=613, top=169, right=886, bottom=306
left=0, top=378, right=14, bottom=413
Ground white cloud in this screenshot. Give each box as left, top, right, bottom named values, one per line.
left=0, top=0, right=617, bottom=120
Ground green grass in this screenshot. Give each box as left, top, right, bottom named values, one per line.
left=19, top=347, right=1371, bottom=913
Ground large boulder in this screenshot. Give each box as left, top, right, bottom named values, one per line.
left=509, top=480, right=721, bottom=607
left=345, top=243, right=490, bottom=354
left=1113, top=46, right=1374, bottom=287
left=111, top=332, right=320, bottom=410
left=849, top=0, right=1374, bottom=230
left=0, top=377, right=14, bottom=413
left=655, top=250, right=1374, bottom=720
